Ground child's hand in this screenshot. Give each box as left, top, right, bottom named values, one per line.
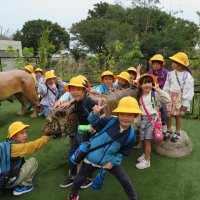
left=103, top=162, right=113, bottom=170
left=92, top=99, right=106, bottom=115
left=181, top=106, right=187, bottom=113
left=152, top=83, right=161, bottom=93
left=137, top=64, right=142, bottom=72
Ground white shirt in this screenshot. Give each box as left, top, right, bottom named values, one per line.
left=140, top=91, right=157, bottom=116
left=163, top=70, right=194, bottom=108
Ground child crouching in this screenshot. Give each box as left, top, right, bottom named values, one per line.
left=68, top=96, right=142, bottom=200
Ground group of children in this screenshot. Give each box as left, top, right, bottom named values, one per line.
left=3, top=52, right=194, bottom=200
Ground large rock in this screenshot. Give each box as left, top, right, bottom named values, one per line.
left=152, top=129, right=193, bottom=158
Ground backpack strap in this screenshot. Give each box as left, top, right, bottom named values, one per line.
left=151, top=90, right=156, bottom=109
left=123, top=125, right=134, bottom=146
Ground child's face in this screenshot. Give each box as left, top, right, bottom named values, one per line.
left=152, top=62, right=162, bottom=71
left=11, top=128, right=28, bottom=143
left=102, top=76, right=114, bottom=88
left=140, top=82, right=153, bottom=94
left=129, top=72, right=137, bottom=82
left=172, top=61, right=185, bottom=71
left=69, top=86, right=85, bottom=101
left=118, top=113, right=135, bottom=129
left=46, top=78, right=56, bottom=85
left=36, top=72, right=42, bottom=76
left=118, top=78, right=128, bottom=89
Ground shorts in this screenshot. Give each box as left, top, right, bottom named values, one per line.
left=166, top=91, right=182, bottom=116
left=139, top=115, right=156, bottom=140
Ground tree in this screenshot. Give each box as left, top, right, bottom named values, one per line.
left=38, top=29, right=55, bottom=68
left=13, top=19, right=70, bottom=55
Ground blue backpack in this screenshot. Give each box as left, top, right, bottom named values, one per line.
left=0, top=140, right=14, bottom=193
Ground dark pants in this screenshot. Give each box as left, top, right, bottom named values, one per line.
left=70, top=162, right=137, bottom=200
left=68, top=134, right=79, bottom=177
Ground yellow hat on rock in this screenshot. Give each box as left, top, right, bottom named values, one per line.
left=116, top=71, right=131, bottom=83
left=137, top=74, right=158, bottom=88
left=112, top=97, right=142, bottom=114
left=148, top=54, right=166, bottom=66
left=100, top=71, right=116, bottom=82
left=169, top=52, right=189, bottom=67
left=45, top=71, right=56, bottom=80
left=24, top=65, right=34, bottom=73
left=64, top=76, right=89, bottom=92
left=7, top=121, right=29, bottom=139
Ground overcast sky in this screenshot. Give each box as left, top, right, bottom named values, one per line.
left=0, top=0, right=199, bottom=35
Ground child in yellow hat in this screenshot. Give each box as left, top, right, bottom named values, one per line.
left=136, top=74, right=171, bottom=169
left=4, top=121, right=51, bottom=196
left=68, top=96, right=142, bottom=200
left=35, top=68, right=44, bottom=87
left=60, top=76, right=97, bottom=189
left=92, top=70, right=116, bottom=94
left=24, top=65, right=36, bottom=81
left=163, top=52, right=194, bottom=142
left=116, top=71, right=131, bottom=89
left=37, top=71, right=66, bottom=117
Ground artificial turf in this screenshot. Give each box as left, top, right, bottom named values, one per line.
left=0, top=101, right=200, bottom=200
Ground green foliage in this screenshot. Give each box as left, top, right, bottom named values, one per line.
left=22, top=47, right=34, bottom=57
left=13, top=19, right=70, bottom=54
left=119, top=35, right=143, bottom=67
left=70, top=1, right=199, bottom=63
left=38, top=29, right=56, bottom=68
left=5, top=45, right=18, bottom=57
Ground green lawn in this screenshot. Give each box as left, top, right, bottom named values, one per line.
left=0, top=101, right=200, bottom=200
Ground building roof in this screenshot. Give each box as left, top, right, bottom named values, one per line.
left=0, top=34, right=13, bottom=40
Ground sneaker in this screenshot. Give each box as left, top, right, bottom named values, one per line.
left=80, top=178, right=92, bottom=189
left=137, top=153, right=145, bottom=162
left=60, top=177, right=74, bottom=188
left=171, top=132, right=180, bottom=142
left=136, top=159, right=150, bottom=169
left=13, top=184, right=34, bottom=196
left=68, top=194, right=79, bottom=200
left=163, top=131, right=173, bottom=140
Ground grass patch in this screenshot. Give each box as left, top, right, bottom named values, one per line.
left=0, top=101, right=200, bottom=200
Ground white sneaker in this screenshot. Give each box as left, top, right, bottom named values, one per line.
left=136, top=159, right=150, bottom=169
left=137, top=153, right=145, bottom=162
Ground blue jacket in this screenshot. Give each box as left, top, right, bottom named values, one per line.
left=92, top=83, right=115, bottom=94
left=86, top=112, right=134, bottom=167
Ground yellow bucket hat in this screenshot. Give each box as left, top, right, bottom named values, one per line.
left=116, top=71, right=131, bottom=83
left=24, top=65, right=34, bottom=73
left=127, top=67, right=137, bottom=74
left=148, top=54, right=166, bottom=66
left=45, top=71, right=56, bottom=80
left=137, top=74, right=158, bottom=88
left=100, top=71, right=116, bottom=82
left=64, top=76, right=89, bottom=92
left=35, top=68, right=43, bottom=73
left=77, top=75, right=91, bottom=87
left=7, top=121, right=29, bottom=139
left=169, top=52, right=189, bottom=67
left=112, top=97, right=142, bottom=114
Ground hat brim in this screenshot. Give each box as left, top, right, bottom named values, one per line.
left=64, top=84, right=89, bottom=92
left=100, top=75, right=116, bottom=83
left=116, top=75, right=130, bottom=83
left=137, top=74, right=158, bottom=88
left=112, top=107, right=142, bottom=114
left=148, top=60, right=166, bottom=66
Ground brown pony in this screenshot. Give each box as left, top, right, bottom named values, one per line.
left=0, top=70, right=39, bottom=118
left=42, top=88, right=137, bottom=137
